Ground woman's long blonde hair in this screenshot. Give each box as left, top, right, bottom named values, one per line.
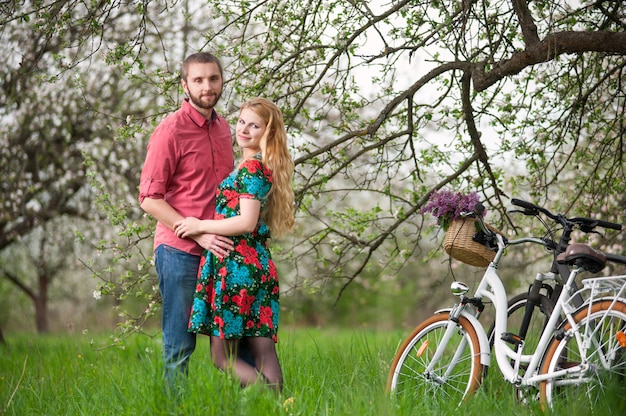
left=241, top=98, right=295, bottom=237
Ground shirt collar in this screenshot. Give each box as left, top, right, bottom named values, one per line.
left=182, top=98, right=218, bottom=127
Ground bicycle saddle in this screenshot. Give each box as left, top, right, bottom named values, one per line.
left=556, top=243, right=607, bottom=273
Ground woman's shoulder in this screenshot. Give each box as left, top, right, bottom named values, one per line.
left=239, top=154, right=267, bottom=173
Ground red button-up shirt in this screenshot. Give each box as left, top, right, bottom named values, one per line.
left=139, top=99, right=234, bottom=256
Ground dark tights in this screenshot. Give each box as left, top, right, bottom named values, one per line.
left=210, top=336, right=283, bottom=393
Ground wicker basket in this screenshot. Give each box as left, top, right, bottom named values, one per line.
left=443, top=218, right=497, bottom=267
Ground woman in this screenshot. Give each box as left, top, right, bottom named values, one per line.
left=174, top=97, right=294, bottom=392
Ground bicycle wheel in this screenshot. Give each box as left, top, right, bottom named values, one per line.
left=488, top=292, right=555, bottom=355
left=539, top=300, right=626, bottom=410
left=386, top=312, right=484, bottom=405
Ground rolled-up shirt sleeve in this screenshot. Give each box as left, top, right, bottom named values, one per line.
left=139, top=123, right=176, bottom=204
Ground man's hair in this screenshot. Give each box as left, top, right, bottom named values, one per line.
left=181, top=52, right=223, bottom=81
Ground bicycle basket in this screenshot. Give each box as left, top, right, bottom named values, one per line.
left=443, top=218, right=498, bottom=267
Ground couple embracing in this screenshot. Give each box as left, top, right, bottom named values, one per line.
left=139, top=52, right=294, bottom=394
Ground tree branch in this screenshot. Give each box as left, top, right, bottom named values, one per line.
left=461, top=71, right=509, bottom=209
left=0, top=265, right=36, bottom=302
left=511, top=0, right=539, bottom=45
left=473, top=31, right=626, bottom=91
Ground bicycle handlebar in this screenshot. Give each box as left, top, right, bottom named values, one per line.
left=464, top=199, right=622, bottom=260
left=474, top=202, right=486, bottom=217
left=510, top=198, right=540, bottom=214
left=507, top=237, right=547, bottom=247
left=510, top=198, right=622, bottom=232
left=575, top=218, right=623, bottom=232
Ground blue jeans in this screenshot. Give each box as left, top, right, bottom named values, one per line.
left=154, top=244, right=199, bottom=389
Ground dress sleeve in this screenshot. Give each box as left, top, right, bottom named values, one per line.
left=236, top=158, right=272, bottom=201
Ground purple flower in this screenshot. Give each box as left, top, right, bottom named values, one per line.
left=420, top=189, right=483, bottom=229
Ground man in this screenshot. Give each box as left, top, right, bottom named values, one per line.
left=139, top=52, right=236, bottom=390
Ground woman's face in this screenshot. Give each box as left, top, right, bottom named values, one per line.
left=236, top=108, right=267, bottom=157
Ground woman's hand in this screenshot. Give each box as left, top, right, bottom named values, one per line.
left=173, top=217, right=203, bottom=238
left=174, top=217, right=234, bottom=259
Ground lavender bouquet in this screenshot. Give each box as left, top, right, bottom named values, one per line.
left=420, top=189, right=483, bottom=230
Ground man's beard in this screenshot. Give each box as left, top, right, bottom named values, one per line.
left=189, top=90, right=221, bottom=110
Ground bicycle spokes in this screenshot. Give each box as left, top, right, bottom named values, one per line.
left=387, top=314, right=484, bottom=405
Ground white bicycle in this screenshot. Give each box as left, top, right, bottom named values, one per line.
left=387, top=203, right=626, bottom=410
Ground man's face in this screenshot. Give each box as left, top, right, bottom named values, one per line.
left=181, top=62, right=223, bottom=115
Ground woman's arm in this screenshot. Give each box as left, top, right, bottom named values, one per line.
left=174, top=198, right=261, bottom=238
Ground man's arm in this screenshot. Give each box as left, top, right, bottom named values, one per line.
left=140, top=197, right=184, bottom=231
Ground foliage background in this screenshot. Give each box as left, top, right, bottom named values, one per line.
left=0, top=0, right=625, bottom=337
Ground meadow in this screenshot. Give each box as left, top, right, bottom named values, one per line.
left=1, top=327, right=624, bottom=415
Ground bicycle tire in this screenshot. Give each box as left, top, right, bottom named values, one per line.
left=387, top=312, right=484, bottom=405
left=539, top=300, right=626, bottom=410
left=488, top=292, right=555, bottom=353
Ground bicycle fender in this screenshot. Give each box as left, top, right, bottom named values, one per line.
left=432, top=308, right=491, bottom=367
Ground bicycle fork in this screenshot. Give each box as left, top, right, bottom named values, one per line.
left=424, top=306, right=470, bottom=384
left=424, top=289, right=488, bottom=384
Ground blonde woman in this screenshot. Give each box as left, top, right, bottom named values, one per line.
left=174, top=97, right=294, bottom=392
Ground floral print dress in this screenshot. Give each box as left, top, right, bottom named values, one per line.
left=188, top=155, right=280, bottom=342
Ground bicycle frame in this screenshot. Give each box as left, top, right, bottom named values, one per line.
left=439, top=232, right=613, bottom=390
left=478, top=234, right=565, bottom=385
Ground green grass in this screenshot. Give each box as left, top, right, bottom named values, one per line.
left=1, top=328, right=624, bottom=415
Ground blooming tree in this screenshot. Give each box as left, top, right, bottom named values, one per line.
left=1, top=0, right=625, bottom=332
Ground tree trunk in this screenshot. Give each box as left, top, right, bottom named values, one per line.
left=35, top=274, right=49, bottom=333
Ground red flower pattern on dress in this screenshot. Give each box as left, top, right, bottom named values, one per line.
left=259, top=305, right=273, bottom=328
left=218, top=266, right=227, bottom=278
left=269, top=261, right=277, bottom=280
left=236, top=240, right=262, bottom=268
left=232, top=289, right=255, bottom=316
left=222, top=189, right=239, bottom=209
left=214, top=316, right=224, bottom=329
left=210, top=286, right=217, bottom=306
left=245, top=163, right=258, bottom=174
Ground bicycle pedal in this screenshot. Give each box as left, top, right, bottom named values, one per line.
left=501, top=332, right=523, bottom=346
